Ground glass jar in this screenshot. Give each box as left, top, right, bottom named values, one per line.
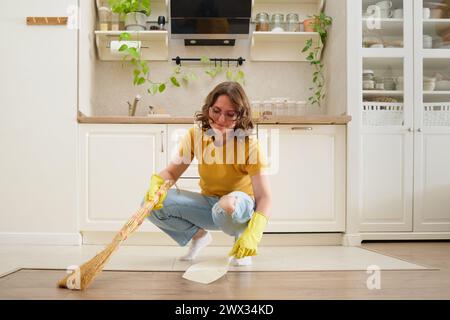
left=111, top=12, right=120, bottom=31
left=98, top=7, right=111, bottom=31
left=363, top=69, right=375, bottom=81
left=251, top=101, right=262, bottom=117
left=271, top=13, right=284, bottom=32
left=374, top=77, right=384, bottom=90
left=286, top=13, right=300, bottom=32
left=255, top=12, right=270, bottom=31
left=262, top=100, right=274, bottom=116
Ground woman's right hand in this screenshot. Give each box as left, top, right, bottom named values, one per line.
left=145, top=173, right=167, bottom=210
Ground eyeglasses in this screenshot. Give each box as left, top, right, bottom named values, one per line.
left=209, top=106, right=239, bottom=121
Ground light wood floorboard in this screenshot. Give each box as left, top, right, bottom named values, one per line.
left=0, top=241, right=449, bottom=299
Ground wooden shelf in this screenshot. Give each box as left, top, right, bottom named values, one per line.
left=424, top=91, right=450, bottom=95
left=250, top=31, right=321, bottom=61
left=362, top=48, right=405, bottom=57
left=95, top=30, right=168, bottom=61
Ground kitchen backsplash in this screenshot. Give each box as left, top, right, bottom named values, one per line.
left=91, top=39, right=316, bottom=117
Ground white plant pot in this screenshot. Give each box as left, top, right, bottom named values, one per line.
left=125, top=12, right=147, bottom=31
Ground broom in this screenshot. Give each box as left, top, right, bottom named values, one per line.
left=58, top=180, right=173, bottom=290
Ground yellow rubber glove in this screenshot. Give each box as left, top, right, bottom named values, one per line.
left=229, top=211, right=268, bottom=259
left=145, top=174, right=167, bottom=210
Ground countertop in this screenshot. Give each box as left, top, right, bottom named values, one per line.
left=77, top=112, right=352, bottom=125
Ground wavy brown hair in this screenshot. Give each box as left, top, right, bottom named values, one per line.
left=195, top=81, right=254, bottom=131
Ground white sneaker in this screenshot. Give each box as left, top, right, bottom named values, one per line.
left=179, top=231, right=212, bottom=261
left=231, top=256, right=252, bottom=266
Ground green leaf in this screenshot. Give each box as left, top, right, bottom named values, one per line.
left=137, top=77, right=146, bottom=85
left=134, top=69, right=140, bottom=77
left=189, top=72, right=198, bottom=81
left=142, top=64, right=149, bottom=75
left=159, top=83, right=166, bottom=92
left=127, top=47, right=140, bottom=60
left=226, top=69, right=233, bottom=80
left=119, top=44, right=128, bottom=52
left=200, top=56, right=210, bottom=64
left=119, top=32, right=131, bottom=41
left=170, top=76, right=180, bottom=87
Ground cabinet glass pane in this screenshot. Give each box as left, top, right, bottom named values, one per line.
left=423, top=58, right=450, bottom=126
left=422, top=1, right=450, bottom=49
left=362, top=57, right=404, bottom=126
left=362, top=0, right=404, bottom=48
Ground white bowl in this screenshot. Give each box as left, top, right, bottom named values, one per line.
left=435, top=80, right=450, bottom=91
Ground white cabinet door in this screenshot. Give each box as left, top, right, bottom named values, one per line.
left=359, top=129, right=414, bottom=232
left=257, top=125, right=346, bottom=232
left=78, top=124, right=166, bottom=231
left=414, top=131, right=450, bottom=231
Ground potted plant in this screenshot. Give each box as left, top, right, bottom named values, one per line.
left=301, top=12, right=332, bottom=108
left=109, top=0, right=151, bottom=31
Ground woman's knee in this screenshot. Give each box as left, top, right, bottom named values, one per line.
left=212, top=191, right=254, bottom=227
left=217, top=195, right=237, bottom=215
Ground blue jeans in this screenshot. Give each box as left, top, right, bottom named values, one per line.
left=147, top=189, right=255, bottom=246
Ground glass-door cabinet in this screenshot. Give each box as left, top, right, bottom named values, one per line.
left=415, top=0, right=450, bottom=128
left=361, top=0, right=414, bottom=129
left=413, top=0, right=450, bottom=232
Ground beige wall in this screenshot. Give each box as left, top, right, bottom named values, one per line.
left=323, top=0, right=347, bottom=116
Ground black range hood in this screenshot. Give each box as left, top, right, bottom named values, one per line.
left=170, top=0, right=252, bottom=45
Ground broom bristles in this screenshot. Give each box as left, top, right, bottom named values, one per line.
left=58, top=181, right=173, bottom=290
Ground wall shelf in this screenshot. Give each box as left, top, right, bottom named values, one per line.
left=95, top=30, right=168, bottom=61
left=250, top=31, right=320, bottom=61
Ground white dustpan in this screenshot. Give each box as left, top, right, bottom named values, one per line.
left=182, top=256, right=232, bottom=284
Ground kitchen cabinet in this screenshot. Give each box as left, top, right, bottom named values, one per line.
left=78, top=124, right=166, bottom=231
left=347, top=0, right=450, bottom=239
left=78, top=123, right=346, bottom=233
left=258, top=125, right=346, bottom=232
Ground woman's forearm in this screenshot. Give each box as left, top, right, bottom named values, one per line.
left=255, top=196, right=271, bottom=219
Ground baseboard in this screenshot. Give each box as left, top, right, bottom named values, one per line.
left=360, top=232, right=450, bottom=241
left=0, top=232, right=82, bottom=246
left=82, top=231, right=344, bottom=246
left=342, top=233, right=363, bottom=246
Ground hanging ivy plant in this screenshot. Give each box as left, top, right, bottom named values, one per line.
left=301, top=12, right=332, bottom=107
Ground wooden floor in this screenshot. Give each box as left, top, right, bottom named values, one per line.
left=0, top=241, right=450, bottom=299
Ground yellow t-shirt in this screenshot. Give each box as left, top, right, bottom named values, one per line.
left=178, top=126, right=267, bottom=197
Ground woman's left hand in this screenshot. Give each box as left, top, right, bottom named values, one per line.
left=229, top=211, right=268, bottom=258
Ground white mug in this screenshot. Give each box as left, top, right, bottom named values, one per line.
left=393, top=8, right=403, bottom=19
left=376, top=1, right=393, bottom=9
left=423, top=7, right=431, bottom=19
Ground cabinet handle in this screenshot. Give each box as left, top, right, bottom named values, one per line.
left=417, top=128, right=422, bottom=133
left=408, top=127, right=413, bottom=132
left=291, top=127, right=313, bottom=131
left=161, top=130, right=164, bottom=153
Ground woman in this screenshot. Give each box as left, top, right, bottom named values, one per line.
left=145, top=81, right=271, bottom=266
